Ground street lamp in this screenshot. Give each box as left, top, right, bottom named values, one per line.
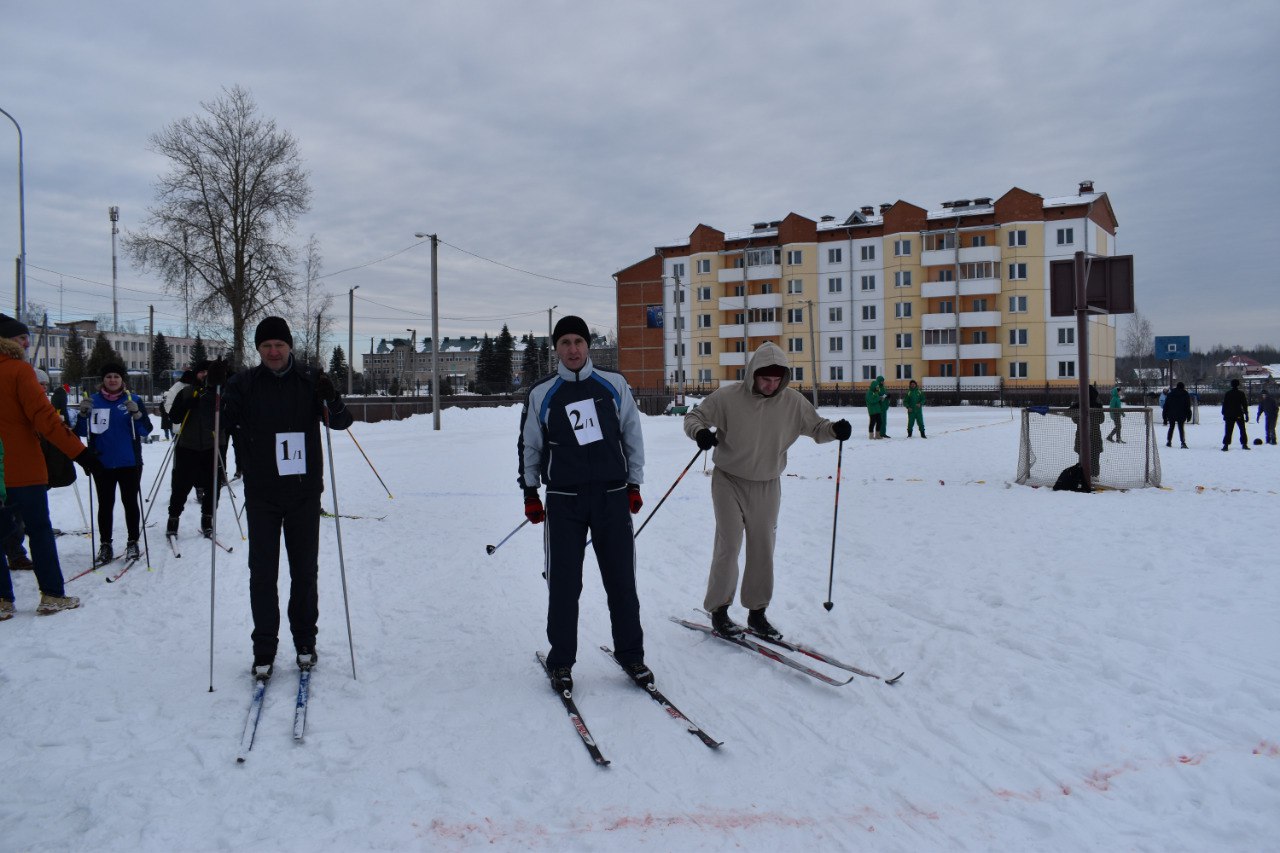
left=413, top=233, right=441, bottom=430
left=406, top=328, right=417, bottom=395
left=347, top=285, right=359, bottom=395
left=109, top=206, right=120, bottom=332
left=0, top=107, right=26, bottom=321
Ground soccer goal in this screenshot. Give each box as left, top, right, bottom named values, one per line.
left=1016, top=407, right=1162, bottom=489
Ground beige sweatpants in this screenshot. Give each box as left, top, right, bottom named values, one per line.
left=703, top=467, right=781, bottom=612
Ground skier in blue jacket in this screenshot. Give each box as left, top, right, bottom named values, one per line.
left=75, top=362, right=151, bottom=563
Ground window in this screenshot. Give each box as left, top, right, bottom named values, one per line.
left=895, top=302, right=912, bottom=319
left=971, top=298, right=988, bottom=312
left=828, top=277, right=843, bottom=293
left=862, top=305, right=876, bottom=321
left=939, top=363, right=955, bottom=377
left=830, top=365, right=845, bottom=381
left=894, top=239, right=912, bottom=256
left=697, top=341, right=712, bottom=356
left=787, top=278, right=803, bottom=294
left=894, top=270, right=913, bottom=287
left=959, top=262, right=996, bottom=280
left=924, top=328, right=957, bottom=345
left=696, top=259, right=711, bottom=274
left=828, top=247, right=843, bottom=264
left=829, top=307, right=843, bottom=322
left=937, top=300, right=955, bottom=314
left=674, top=288, right=686, bottom=303
left=1009, top=361, right=1028, bottom=378
left=732, top=284, right=745, bottom=296
left=896, top=364, right=913, bottom=380
left=747, top=248, right=779, bottom=266
left=1008, top=229, right=1027, bottom=247
left=735, top=368, right=745, bottom=380
left=829, top=337, right=844, bottom=352
left=862, top=365, right=878, bottom=380
left=673, top=343, right=685, bottom=357
left=786, top=308, right=804, bottom=323
left=747, top=307, right=776, bottom=323
left=971, top=330, right=989, bottom=344
left=936, top=269, right=954, bottom=282
left=785, top=250, right=802, bottom=265
left=1056, top=227, right=1074, bottom=245
left=972, top=363, right=989, bottom=377
left=1009, top=328, right=1028, bottom=346
left=1058, top=327, right=1075, bottom=345
left=732, top=312, right=745, bottom=325
left=697, top=286, right=712, bottom=301
left=895, top=332, right=913, bottom=349
left=861, top=335, right=877, bottom=351
left=787, top=337, right=804, bottom=353
left=672, top=315, right=685, bottom=330
left=697, top=368, right=712, bottom=382
left=970, top=235, right=987, bottom=247
left=760, top=282, right=775, bottom=294
left=733, top=340, right=746, bottom=352
left=925, top=233, right=955, bottom=251
left=672, top=262, right=686, bottom=278
left=1008, top=295, right=1027, bottom=313
left=1007, top=263, right=1027, bottom=280
left=697, top=314, right=712, bottom=329
left=792, top=366, right=804, bottom=381
left=1058, top=360, right=1076, bottom=378
left=861, top=245, right=876, bottom=261
left=860, top=275, right=876, bottom=291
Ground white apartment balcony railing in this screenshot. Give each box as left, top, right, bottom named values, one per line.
left=958, top=310, right=1001, bottom=328
left=717, top=264, right=780, bottom=283
left=718, top=296, right=745, bottom=311
left=958, top=277, right=1001, bottom=297
left=719, top=352, right=747, bottom=367
left=922, top=280, right=958, bottom=299
left=959, top=342, right=1002, bottom=360
left=719, top=324, right=745, bottom=339
left=922, top=344, right=956, bottom=361
left=921, top=313, right=957, bottom=331
left=747, top=293, right=782, bottom=310
left=920, top=246, right=1002, bottom=266
left=920, top=376, right=1004, bottom=391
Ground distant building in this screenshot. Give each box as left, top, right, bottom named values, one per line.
left=25, top=319, right=229, bottom=383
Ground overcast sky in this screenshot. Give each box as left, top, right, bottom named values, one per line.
left=1, top=1, right=1277, bottom=358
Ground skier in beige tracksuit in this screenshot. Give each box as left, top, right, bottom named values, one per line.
left=683, top=342, right=851, bottom=640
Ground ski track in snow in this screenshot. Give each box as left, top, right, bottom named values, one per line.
left=3, top=404, right=1278, bottom=852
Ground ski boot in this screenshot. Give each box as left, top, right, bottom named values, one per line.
left=96, top=542, right=113, bottom=565
left=710, top=605, right=743, bottom=637
left=748, top=608, right=784, bottom=642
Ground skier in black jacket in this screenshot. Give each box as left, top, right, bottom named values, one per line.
left=1163, top=381, right=1193, bottom=449
left=1257, top=389, right=1277, bottom=445
left=219, top=317, right=353, bottom=678
left=1220, top=379, right=1250, bottom=451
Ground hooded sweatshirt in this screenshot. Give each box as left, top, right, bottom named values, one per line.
left=683, top=341, right=837, bottom=481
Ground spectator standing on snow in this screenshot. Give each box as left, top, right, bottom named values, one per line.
left=683, top=341, right=851, bottom=641
left=1255, top=388, right=1277, bottom=445
left=1159, top=388, right=1169, bottom=425
left=0, top=312, right=102, bottom=616
left=904, top=379, right=926, bottom=438
left=220, top=317, right=352, bottom=679
left=1221, top=379, right=1250, bottom=451
left=518, top=315, right=650, bottom=695
left=166, top=362, right=228, bottom=538
left=865, top=376, right=888, bottom=439
left=74, top=362, right=152, bottom=564
left=1106, top=385, right=1125, bottom=443
left=1163, top=381, right=1192, bottom=448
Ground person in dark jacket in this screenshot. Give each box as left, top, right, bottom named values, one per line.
left=1256, top=388, right=1277, bottom=445
left=1220, top=379, right=1250, bottom=451
left=166, top=361, right=228, bottom=537
left=1163, top=381, right=1192, bottom=449
left=220, top=317, right=352, bottom=679
left=518, top=315, right=649, bottom=695
left=74, top=362, right=152, bottom=563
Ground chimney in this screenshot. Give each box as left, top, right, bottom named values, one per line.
left=1078, top=180, right=1094, bottom=194
left=974, top=196, right=993, bottom=205
left=860, top=206, right=874, bottom=216
left=820, top=215, right=835, bottom=222
left=879, top=203, right=892, bottom=214
left=752, top=222, right=769, bottom=231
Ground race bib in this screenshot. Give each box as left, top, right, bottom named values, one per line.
left=275, top=432, right=307, bottom=476
left=565, top=399, right=604, bottom=446
left=90, top=408, right=112, bottom=434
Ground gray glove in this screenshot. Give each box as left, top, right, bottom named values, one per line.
left=78, top=398, right=92, bottom=417
left=125, top=397, right=142, bottom=419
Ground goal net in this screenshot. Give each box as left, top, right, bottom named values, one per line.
left=1016, top=407, right=1162, bottom=489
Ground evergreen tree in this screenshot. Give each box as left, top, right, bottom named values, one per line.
left=86, top=332, right=125, bottom=380
left=520, top=332, right=541, bottom=386
left=475, top=334, right=496, bottom=393
left=63, top=326, right=87, bottom=387
left=493, top=324, right=515, bottom=392
left=151, top=332, right=174, bottom=387
left=190, top=334, right=208, bottom=367
left=328, top=346, right=349, bottom=385
left=389, top=375, right=401, bottom=397
left=439, top=374, right=454, bottom=396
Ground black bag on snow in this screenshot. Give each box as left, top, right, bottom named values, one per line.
left=1052, top=463, right=1089, bottom=493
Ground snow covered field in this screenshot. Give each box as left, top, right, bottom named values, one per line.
left=4, top=403, right=1277, bottom=852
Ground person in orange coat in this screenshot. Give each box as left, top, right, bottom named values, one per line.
left=0, top=314, right=102, bottom=616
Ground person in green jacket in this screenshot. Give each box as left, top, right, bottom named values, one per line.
left=1106, top=385, right=1125, bottom=443
left=865, top=376, right=889, bottom=439
left=905, top=379, right=926, bottom=438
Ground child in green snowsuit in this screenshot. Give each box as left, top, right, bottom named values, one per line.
left=905, top=380, right=926, bottom=438
left=865, top=376, right=888, bottom=438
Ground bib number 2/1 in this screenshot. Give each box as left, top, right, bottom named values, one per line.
left=276, top=432, right=307, bottom=476
left=565, top=399, right=604, bottom=446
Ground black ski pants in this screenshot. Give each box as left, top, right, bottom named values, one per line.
left=543, top=483, right=643, bottom=670
left=1166, top=420, right=1187, bottom=446
left=246, top=491, right=322, bottom=661
left=168, top=446, right=220, bottom=519
left=1223, top=417, right=1248, bottom=448
left=93, top=465, right=143, bottom=543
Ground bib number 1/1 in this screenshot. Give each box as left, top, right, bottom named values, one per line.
left=276, top=432, right=307, bottom=476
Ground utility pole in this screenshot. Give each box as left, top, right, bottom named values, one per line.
left=806, top=299, right=818, bottom=406
left=182, top=232, right=190, bottom=338
left=148, top=304, right=154, bottom=395
left=347, top=285, right=359, bottom=396
left=672, top=271, right=685, bottom=402
left=109, top=206, right=120, bottom=332
left=429, top=235, right=440, bottom=430
left=0, top=107, right=27, bottom=322
left=547, top=305, right=558, bottom=373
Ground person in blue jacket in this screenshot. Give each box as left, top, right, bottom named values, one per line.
left=75, top=362, right=151, bottom=563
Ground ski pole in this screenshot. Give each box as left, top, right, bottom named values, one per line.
left=123, top=386, right=151, bottom=570
left=209, top=382, right=221, bottom=694
left=214, top=446, right=246, bottom=541
left=823, top=440, right=844, bottom=612
left=71, top=479, right=88, bottom=530
left=142, top=409, right=188, bottom=510
left=633, top=447, right=703, bottom=539
left=486, top=519, right=529, bottom=555
left=324, top=402, right=358, bottom=680
left=345, top=427, right=393, bottom=499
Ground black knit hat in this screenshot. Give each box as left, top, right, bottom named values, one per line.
left=552, top=315, right=590, bottom=344
left=100, top=362, right=126, bottom=380
left=0, top=313, right=29, bottom=339
left=255, top=316, right=293, bottom=348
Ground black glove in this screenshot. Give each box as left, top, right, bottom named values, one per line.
left=205, top=359, right=229, bottom=386
left=695, top=429, right=719, bottom=450
left=75, top=449, right=105, bottom=478
left=315, top=373, right=339, bottom=404
left=832, top=419, right=852, bottom=441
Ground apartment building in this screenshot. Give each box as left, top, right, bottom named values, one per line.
left=26, top=320, right=229, bottom=382
left=615, top=183, right=1119, bottom=393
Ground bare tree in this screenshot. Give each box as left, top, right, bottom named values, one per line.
left=1122, top=311, right=1154, bottom=390
left=292, top=234, right=334, bottom=367
left=124, top=85, right=311, bottom=366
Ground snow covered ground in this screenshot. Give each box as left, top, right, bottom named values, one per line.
left=4, top=403, right=1278, bottom=852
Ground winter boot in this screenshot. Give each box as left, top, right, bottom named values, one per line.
left=166, top=516, right=180, bottom=537
left=96, top=542, right=113, bottom=565
left=0, top=599, right=14, bottom=621
left=548, top=665, right=573, bottom=695
left=7, top=552, right=32, bottom=570
left=36, top=594, right=81, bottom=615
left=296, top=646, right=318, bottom=670
left=125, top=540, right=141, bottom=561
left=747, top=608, right=784, bottom=642
left=623, top=660, right=654, bottom=688
left=200, top=514, right=213, bottom=538
left=710, top=605, right=743, bottom=637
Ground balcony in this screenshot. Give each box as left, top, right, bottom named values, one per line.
left=958, top=277, right=1001, bottom=297
left=717, top=293, right=782, bottom=312
left=719, top=324, right=745, bottom=339
left=921, top=376, right=1003, bottom=391
left=719, top=352, right=747, bottom=367
left=959, top=343, right=1002, bottom=360
left=718, top=296, right=745, bottom=311
left=718, top=321, right=782, bottom=338
left=922, top=344, right=956, bottom=362
left=921, top=313, right=957, bottom=331
left=958, top=310, right=1001, bottom=328
left=922, top=280, right=958, bottom=299
left=920, top=245, right=1002, bottom=267
left=718, top=264, right=780, bottom=283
